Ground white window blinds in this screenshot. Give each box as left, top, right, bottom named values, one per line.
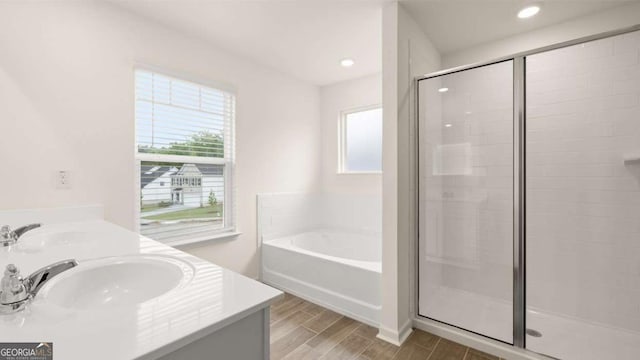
left=135, top=69, right=235, bottom=244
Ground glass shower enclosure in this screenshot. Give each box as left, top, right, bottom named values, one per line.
left=416, top=27, right=640, bottom=360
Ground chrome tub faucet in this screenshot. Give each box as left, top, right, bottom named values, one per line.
left=0, top=223, right=42, bottom=247
left=0, top=259, right=78, bottom=314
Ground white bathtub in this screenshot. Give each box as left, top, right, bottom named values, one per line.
left=261, top=229, right=381, bottom=326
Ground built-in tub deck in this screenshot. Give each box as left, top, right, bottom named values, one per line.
left=262, top=229, right=381, bottom=326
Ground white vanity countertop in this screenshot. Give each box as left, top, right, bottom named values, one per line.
left=0, top=220, right=282, bottom=360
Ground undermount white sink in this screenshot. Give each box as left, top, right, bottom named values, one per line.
left=37, top=255, right=194, bottom=309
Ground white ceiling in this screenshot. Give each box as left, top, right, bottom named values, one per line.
left=111, top=0, right=633, bottom=87
left=401, top=0, right=633, bottom=54
left=112, top=0, right=383, bottom=86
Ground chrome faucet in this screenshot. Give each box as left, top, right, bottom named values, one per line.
left=0, top=259, right=78, bottom=314
left=0, top=223, right=42, bottom=247
left=0, top=264, right=28, bottom=306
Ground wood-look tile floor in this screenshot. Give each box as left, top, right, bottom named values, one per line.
left=270, top=293, right=506, bottom=360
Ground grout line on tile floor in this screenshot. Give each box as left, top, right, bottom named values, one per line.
left=271, top=294, right=500, bottom=360
left=300, top=311, right=342, bottom=335
left=425, top=337, right=441, bottom=360
left=315, top=317, right=362, bottom=359
left=351, top=333, right=375, bottom=359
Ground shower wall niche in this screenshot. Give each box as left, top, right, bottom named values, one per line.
left=417, top=28, right=640, bottom=360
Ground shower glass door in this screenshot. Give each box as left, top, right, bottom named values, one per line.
left=525, top=30, right=640, bottom=360
left=417, top=60, right=514, bottom=343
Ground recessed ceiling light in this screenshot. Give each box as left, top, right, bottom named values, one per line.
left=518, top=5, right=540, bottom=19
left=340, top=58, right=355, bottom=67
left=438, top=87, right=449, bottom=93
left=445, top=124, right=453, bottom=128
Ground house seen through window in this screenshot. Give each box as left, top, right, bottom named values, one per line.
left=135, top=69, right=235, bottom=244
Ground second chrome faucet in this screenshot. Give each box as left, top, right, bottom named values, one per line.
left=0, top=223, right=42, bottom=247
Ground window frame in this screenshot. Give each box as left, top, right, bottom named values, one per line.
left=133, top=66, right=238, bottom=246
left=338, top=104, right=383, bottom=175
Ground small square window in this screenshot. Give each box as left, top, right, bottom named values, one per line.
left=339, top=106, right=382, bottom=173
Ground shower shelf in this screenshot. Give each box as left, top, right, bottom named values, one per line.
left=623, top=154, right=640, bottom=164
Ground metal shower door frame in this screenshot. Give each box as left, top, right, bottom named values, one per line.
left=413, top=24, right=640, bottom=349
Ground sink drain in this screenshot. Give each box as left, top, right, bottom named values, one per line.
left=526, top=328, right=542, bottom=337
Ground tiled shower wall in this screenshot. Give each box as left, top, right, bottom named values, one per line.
left=526, top=30, right=640, bottom=331
left=257, top=193, right=382, bottom=241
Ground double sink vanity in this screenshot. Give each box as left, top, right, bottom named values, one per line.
left=0, top=206, right=282, bottom=359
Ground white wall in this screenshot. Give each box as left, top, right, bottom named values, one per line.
left=380, top=2, right=441, bottom=345
left=0, top=1, right=321, bottom=277
left=320, top=74, right=382, bottom=195
left=258, top=193, right=382, bottom=240
left=443, top=2, right=640, bottom=68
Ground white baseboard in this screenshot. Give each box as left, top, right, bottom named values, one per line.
left=376, top=319, right=413, bottom=346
